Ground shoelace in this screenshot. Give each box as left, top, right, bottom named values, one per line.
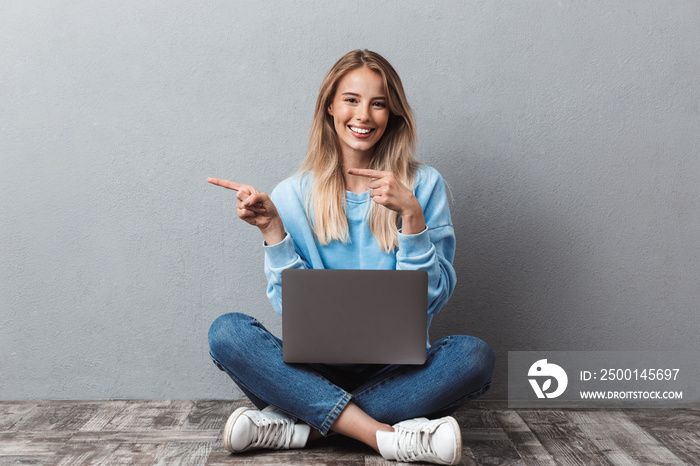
left=249, top=413, right=295, bottom=450
left=393, top=420, right=442, bottom=462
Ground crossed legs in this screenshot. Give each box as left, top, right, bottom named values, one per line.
left=208, top=312, right=494, bottom=453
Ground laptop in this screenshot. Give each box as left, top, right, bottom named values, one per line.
left=282, top=269, right=428, bottom=364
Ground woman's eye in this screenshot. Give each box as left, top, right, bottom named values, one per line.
left=345, top=98, right=357, bottom=104
left=373, top=101, right=387, bottom=108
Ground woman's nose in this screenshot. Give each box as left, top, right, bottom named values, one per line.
left=356, top=104, right=371, bottom=122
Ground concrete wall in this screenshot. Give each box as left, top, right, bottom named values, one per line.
left=1, top=1, right=698, bottom=399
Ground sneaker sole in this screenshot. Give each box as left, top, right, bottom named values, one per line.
left=223, top=406, right=252, bottom=453
left=444, top=416, right=462, bottom=465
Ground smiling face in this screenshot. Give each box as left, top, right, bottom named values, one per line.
left=327, top=67, right=390, bottom=162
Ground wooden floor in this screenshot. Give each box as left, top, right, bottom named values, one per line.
left=0, top=400, right=698, bottom=465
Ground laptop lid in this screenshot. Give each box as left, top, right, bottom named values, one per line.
left=282, top=269, right=428, bottom=364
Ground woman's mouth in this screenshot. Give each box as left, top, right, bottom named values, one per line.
left=348, top=126, right=374, bottom=138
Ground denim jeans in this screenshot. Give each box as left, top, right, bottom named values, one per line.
left=208, top=312, right=495, bottom=435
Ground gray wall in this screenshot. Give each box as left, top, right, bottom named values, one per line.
left=1, top=1, right=698, bottom=400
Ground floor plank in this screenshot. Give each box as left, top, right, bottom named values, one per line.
left=54, top=442, right=121, bottom=466
left=0, top=431, right=73, bottom=456
left=623, top=408, right=700, bottom=465
left=517, top=410, right=611, bottom=466
left=101, top=400, right=194, bottom=431
left=181, top=400, right=244, bottom=431
left=567, top=410, right=685, bottom=465
left=454, top=405, right=503, bottom=429
left=79, top=400, right=128, bottom=431
left=0, top=402, right=38, bottom=430
left=0, top=456, right=53, bottom=465
left=453, top=411, right=525, bottom=466
left=151, top=441, right=212, bottom=466
left=495, top=410, right=557, bottom=466
left=206, top=450, right=370, bottom=466
left=93, top=442, right=166, bottom=466
left=9, top=401, right=102, bottom=431
left=622, top=407, right=700, bottom=432
left=68, top=429, right=219, bottom=443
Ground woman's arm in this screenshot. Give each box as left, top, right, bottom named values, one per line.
left=207, top=177, right=286, bottom=245
left=347, top=168, right=426, bottom=234
left=396, top=224, right=457, bottom=316
left=208, top=177, right=308, bottom=314
left=347, top=168, right=456, bottom=315
left=397, top=169, right=457, bottom=315
left=263, top=180, right=314, bottom=315
left=263, top=233, right=309, bottom=315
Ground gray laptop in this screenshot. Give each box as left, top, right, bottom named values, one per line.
left=282, top=269, right=428, bottom=365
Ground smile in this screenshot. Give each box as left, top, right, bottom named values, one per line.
left=348, top=126, right=374, bottom=134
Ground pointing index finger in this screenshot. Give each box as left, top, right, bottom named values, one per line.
left=347, top=168, right=388, bottom=178
left=207, top=177, right=242, bottom=191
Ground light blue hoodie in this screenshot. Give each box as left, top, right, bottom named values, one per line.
left=263, top=165, right=457, bottom=345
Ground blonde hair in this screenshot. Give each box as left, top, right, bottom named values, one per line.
left=298, top=49, right=420, bottom=253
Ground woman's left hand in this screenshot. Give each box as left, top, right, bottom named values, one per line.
left=348, top=168, right=426, bottom=234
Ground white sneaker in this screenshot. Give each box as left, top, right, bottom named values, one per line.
left=376, top=416, right=462, bottom=465
left=223, top=405, right=311, bottom=453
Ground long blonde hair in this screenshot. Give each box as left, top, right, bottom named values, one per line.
left=298, top=49, right=420, bottom=253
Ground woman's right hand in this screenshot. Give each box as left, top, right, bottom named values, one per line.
left=207, top=177, right=286, bottom=245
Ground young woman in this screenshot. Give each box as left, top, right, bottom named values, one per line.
left=207, top=49, right=495, bottom=465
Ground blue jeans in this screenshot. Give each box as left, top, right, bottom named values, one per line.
left=208, top=312, right=495, bottom=435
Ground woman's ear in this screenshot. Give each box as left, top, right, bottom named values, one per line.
left=327, top=103, right=333, bottom=116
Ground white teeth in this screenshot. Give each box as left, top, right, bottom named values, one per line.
left=349, top=126, right=372, bottom=134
